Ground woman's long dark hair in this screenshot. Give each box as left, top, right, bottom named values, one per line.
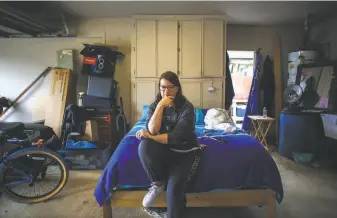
left=154, top=71, right=186, bottom=109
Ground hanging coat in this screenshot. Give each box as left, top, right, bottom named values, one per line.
left=259, top=55, right=275, bottom=117
left=225, top=51, right=235, bottom=110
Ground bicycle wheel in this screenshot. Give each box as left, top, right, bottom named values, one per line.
left=2, top=148, right=69, bottom=203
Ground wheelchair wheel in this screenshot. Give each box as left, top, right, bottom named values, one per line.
left=2, top=148, right=69, bottom=204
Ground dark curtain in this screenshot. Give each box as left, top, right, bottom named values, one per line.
left=259, top=55, right=275, bottom=117
left=225, top=51, right=235, bottom=110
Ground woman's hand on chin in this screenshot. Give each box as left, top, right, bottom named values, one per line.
left=158, top=96, right=174, bottom=108
left=136, top=129, right=151, bottom=140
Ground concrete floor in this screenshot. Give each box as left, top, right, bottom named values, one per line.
left=1, top=152, right=337, bottom=218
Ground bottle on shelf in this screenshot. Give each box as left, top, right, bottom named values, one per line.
left=263, top=107, right=267, bottom=118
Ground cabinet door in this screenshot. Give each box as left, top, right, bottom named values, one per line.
left=202, top=20, right=225, bottom=78
left=135, top=20, right=156, bottom=78
left=180, top=81, right=202, bottom=108
left=132, top=81, right=156, bottom=122
left=157, top=20, right=179, bottom=77
left=179, top=21, right=202, bottom=78
left=201, top=80, right=223, bottom=108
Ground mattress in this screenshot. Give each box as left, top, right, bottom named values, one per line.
left=94, top=121, right=284, bottom=207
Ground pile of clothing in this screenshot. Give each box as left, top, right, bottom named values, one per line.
left=204, top=108, right=237, bottom=133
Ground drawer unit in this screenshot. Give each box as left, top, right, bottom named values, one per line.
left=85, top=108, right=118, bottom=150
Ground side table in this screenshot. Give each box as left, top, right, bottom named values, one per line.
left=248, top=115, right=275, bottom=150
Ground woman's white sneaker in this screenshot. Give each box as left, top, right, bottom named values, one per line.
left=142, top=184, right=164, bottom=207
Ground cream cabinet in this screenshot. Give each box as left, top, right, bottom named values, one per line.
left=180, top=81, right=202, bottom=108
left=157, top=20, right=179, bottom=76
left=202, top=20, right=225, bottom=78
left=132, top=17, right=226, bottom=79
left=179, top=19, right=225, bottom=78
left=181, top=80, right=224, bottom=109
left=133, top=20, right=157, bottom=78
left=131, top=16, right=227, bottom=124
left=132, top=20, right=179, bottom=78
left=179, top=21, right=202, bottom=78
left=201, top=80, right=224, bottom=108
left=131, top=81, right=157, bottom=121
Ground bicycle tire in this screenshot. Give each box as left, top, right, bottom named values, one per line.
left=3, top=147, right=69, bottom=204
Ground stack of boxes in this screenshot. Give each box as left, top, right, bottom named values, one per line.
left=80, top=43, right=124, bottom=108
left=79, top=43, right=125, bottom=150
left=58, top=44, right=125, bottom=170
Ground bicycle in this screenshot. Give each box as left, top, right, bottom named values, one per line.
left=0, top=122, right=69, bottom=204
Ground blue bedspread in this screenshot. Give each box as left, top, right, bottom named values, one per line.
left=94, top=121, right=284, bottom=207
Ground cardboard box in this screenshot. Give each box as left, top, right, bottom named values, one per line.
left=82, top=120, right=99, bottom=142
left=44, top=68, right=72, bottom=137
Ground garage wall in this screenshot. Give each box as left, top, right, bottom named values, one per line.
left=0, top=18, right=303, bottom=124
left=310, top=17, right=337, bottom=60
left=0, top=37, right=104, bottom=122
left=227, top=24, right=304, bottom=90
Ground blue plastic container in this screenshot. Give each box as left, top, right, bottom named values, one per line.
left=65, top=140, right=98, bottom=150
left=58, top=145, right=113, bottom=169
left=236, top=107, right=246, bottom=117
left=278, top=111, right=324, bottom=160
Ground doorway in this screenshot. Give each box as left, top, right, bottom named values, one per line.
left=228, top=50, right=255, bottom=128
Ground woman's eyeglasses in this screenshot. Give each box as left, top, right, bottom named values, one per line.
left=160, top=85, right=175, bottom=92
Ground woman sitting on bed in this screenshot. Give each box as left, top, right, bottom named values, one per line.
left=136, top=71, right=202, bottom=218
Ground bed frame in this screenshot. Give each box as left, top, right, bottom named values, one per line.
left=102, top=189, right=276, bottom=218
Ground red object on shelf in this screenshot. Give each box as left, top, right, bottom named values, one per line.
left=83, top=56, right=97, bottom=65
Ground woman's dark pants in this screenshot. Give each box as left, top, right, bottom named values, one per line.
left=138, top=138, right=196, bottom=218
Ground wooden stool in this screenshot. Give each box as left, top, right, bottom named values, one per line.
left=248, top=115, right=275, bottom=150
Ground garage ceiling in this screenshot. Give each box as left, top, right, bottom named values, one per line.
left=0, top=2, right=75, bottom=37
left=1, top=1, right=337, bottom=38
left=60, top=1, right=337, bottom=25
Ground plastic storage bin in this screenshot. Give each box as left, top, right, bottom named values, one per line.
left=278, top=111, right=324, bottom=160
left=58, top=145, right=113, bottom=170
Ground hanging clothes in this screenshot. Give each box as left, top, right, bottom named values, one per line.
left=259, top=55, right=275, bottom=117
left=242, top=50, right=262, bottom=131
left=225, top=51, right=235, bottom=110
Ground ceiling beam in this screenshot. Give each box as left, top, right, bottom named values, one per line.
left=0, top=3, right=49, bottom=31
left=0, top=29, right=10, bottom=37
left=0, top=2, right=62, bottom=35
left=0, top=15, right=39, bottom=36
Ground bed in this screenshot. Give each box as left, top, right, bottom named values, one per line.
left=94, top=108, right=284, bottom=218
